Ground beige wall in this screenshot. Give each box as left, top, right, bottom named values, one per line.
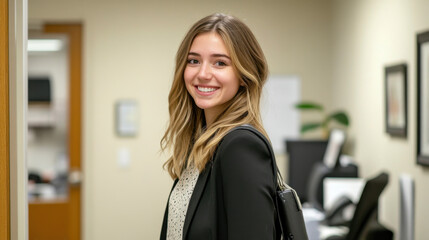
left=331, top=0, right=429, bottom=239
left=29, top=0, right=333, bottom=239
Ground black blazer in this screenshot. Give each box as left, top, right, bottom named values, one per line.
left=160, top=128, right=281, bottom=240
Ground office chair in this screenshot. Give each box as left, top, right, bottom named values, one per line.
left=306, top=129, right=358, bottom=210
left=325, top=172, right=393, bottom=240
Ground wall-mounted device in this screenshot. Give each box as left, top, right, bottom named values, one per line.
left=28, top=76, right=54, bottom=128
left=116, top=100, right=139, bottom=137
left=28, top=77, right=52, bottom=103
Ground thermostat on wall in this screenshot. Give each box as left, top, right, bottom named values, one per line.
left=116, top=100, right=138, bottom=137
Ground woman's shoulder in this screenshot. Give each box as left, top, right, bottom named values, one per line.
left=215, top=127, right=270, bottom=160
left=213, top=126, right=275, bottom=185
left=222, top=126, right=269, bottom=146
left=223, top=127, right=263, bottom=143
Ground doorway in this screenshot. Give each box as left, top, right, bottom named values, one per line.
left=27, top=23, right=82, bottom=240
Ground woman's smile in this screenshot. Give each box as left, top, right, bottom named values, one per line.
left=195, top=85, right=220, bottom=95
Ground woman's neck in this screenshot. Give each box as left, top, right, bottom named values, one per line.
left=204, top=107, right=223, bottom=127
left=203, top=101, right=231, bottom=127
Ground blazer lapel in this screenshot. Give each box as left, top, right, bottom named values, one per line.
left=182, top=161, right=212, bottom=239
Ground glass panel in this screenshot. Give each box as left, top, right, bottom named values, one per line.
left=27, top=32, right=69, bottom=201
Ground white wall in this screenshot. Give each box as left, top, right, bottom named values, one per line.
left=29, top=0, right=333, bottom=239
left=331, top=1, right=429, bottom=239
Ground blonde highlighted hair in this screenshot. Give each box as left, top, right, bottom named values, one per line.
left=161, top=13, right=269, bottom=179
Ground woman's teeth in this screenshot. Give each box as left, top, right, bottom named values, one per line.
left=198, top=86, right=217, bottom=92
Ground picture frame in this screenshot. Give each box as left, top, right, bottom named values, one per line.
left=385, top=63, right=407, bottom=137
left=417, top=31, right=429, bottom=166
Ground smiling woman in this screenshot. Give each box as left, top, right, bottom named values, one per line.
left=160, top=13, right=280, bottom=240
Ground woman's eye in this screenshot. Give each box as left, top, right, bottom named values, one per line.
left=215, top=61, right=227, bottom=66
left=187, top=59, right=199, bottom=64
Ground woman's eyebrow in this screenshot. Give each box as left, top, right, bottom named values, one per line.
left=212, top=54, right=231, bottom=59
left=188, top=52, right=231, bottom=59
left=188, top=52, right=200, bottom=57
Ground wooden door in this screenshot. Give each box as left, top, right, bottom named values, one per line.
left=0, top=0, right=10, bottom=239
left=28, top=23, right=82, bottom=240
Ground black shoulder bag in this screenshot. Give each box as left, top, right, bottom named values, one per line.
left=234, top=125, right=309, bottom=240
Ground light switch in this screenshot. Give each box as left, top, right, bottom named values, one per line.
left=117, top=147, right=131, bottom=169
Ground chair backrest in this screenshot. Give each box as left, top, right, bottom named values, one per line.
left=305, top=129, right=350, bottom=210
left=399, top=174, right=414, bottom=240
left=346, top=172, right=389, bottom=240
left=323, top=128, right=346, bottom=168
left=306, top=162, right=330, bottom=210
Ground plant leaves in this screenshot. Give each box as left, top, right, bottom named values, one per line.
left=301, top=123, right=323, bottom=133
left=294, top=102, right=324, bottom=111
left=328, top=112, right=350, bottom=126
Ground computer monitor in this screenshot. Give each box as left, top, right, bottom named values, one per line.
left=323, top=128, right=346, bottom=168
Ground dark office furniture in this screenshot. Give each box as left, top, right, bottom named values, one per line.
left=307, top=162, right=358, bottom=211
left=325, top=172, right=393, bottom=240
left=287, top=129, right=358, bottom=208
left=285, top=139, right=328, bottom=203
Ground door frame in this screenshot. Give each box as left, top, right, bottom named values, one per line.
left=8, top=0, right=28, bottom=239
left=1, top=0, right=10, bottom=238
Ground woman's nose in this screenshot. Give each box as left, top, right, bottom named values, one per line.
left=197, top=63, right=212, bottom=80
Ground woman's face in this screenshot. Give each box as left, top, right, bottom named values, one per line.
left=184, top=32, right=240, bottom=123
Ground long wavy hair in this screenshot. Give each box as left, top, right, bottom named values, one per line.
left=161, top=13, right=269, bottom=179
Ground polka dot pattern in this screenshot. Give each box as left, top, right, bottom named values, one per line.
left=167, top=165, right=200, bottom=240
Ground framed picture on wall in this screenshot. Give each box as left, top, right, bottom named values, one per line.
left=385, top=64, right=407, bottom=137
left=417, top=31, right=429, bottom=166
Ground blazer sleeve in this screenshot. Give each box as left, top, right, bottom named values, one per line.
left=216, top=129, right=277, bottom=239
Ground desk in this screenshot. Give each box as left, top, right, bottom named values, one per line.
left=303, top=207, right=324, bottom=240
left=303, top=207, right=348, bottom=240
left=303, top=177, right=364, bottom=239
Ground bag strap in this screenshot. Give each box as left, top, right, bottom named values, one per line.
left=232, top=125, right=302, bottom=208
left=232, top=125, right=285, bottom=189
left=232, top=125, right=307, bottom=239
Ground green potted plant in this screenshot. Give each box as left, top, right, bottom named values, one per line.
left=295, top=101, right=350, bottom=139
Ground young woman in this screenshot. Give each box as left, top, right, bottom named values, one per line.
left=160, top=13, right=280, bottom=240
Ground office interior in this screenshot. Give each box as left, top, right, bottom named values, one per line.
left=5, top=0, right=429, bottom=239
